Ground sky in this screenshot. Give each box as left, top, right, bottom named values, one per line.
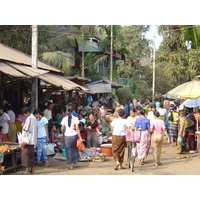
left=145, top=25, right=163, bottom=50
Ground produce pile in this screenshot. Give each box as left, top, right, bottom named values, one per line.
left=0, top=143, right=21, bottom=153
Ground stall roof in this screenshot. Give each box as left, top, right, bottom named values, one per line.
left=0, top=61, right=26, bottom=77
left=87, top=83, right=111, bottom=93
left=65, top=76, right=91, bottom=82
left=91, top=79, right=123, bottom=88
left=6, top=61, right=49, bottom=77
left=39, top=73, right=89, bottom=92
left=0, top=43, right=62, bottom=73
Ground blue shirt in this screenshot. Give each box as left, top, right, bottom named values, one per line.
left=37, top=117, right=48, bottom=138
left=124, top=105, right=133, bottom=114
left=134, top=117, right=150, bottom=131
left=188, top=113, right=196, bottom=133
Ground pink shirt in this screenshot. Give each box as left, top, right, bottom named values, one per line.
left=150, top=119, right=166, bottom=134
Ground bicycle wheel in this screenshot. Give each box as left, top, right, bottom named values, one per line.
left=127, top=142, right=131, bottom=168
left=130, top=156, right=135, bottom=172
left=130, top=147, right=136, bottom=172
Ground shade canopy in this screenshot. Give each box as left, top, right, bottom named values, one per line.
left=178, top=80, right=200, bottom=99
left=39, top=73, right=89, bottom=91
left=184, top=98, right=200, bottom=108
left=0, top=43, right=62, bottom=73
left=166, top=81, right=191, bottom=99
left=86, top=83, right=112, bottom=93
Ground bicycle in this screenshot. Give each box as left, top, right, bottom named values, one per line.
left=127, top=141, right=137, bottom=172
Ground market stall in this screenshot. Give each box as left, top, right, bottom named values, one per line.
left=0, top=142, right=22, bottom=175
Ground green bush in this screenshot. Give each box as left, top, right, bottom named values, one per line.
left=116, top=87, right=134, bottom=105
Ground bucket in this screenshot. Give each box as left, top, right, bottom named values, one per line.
left=100, top=144, right=113, bottom=156
left=62, top=149, right=66, bottom=156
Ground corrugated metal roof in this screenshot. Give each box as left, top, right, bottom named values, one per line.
left=0, top=61, right=26, bottom=77
left=39, top=73, right=89, bottom=91
left=91, top=79, right=123, bottom=88
left=0, top=43, right=62, bottom=73
left=6, top=61, right=49, bottom=77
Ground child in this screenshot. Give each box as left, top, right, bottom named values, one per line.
left=79, top=122, right=87, bottom=146
left=49, top=125, right=62, bottom=152
left=97, top=118, right=103, bottom=133
left=0, top=126, right=3, bottom=143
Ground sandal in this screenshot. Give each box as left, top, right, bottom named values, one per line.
left=21, top=171, right=31, bottom=175
left=175, top=156, right=181, bottom=159
left=68, top=165, right=74, bottom=170
left=73, top=164, right=80, bottom=168
left=114, top=163, right=120, bottom=170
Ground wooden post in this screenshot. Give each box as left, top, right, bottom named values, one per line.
left=31, top=25, right=38, bottom=111
left=110, top=25, right=113, bottom=82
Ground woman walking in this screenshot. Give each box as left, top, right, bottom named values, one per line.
left=176, top=109, right=194, bottom=159
left=168, top=106, right=179, bottom=146
left=21, top=108, right=38, bottom=175
left=33, top=110, right=50, bottom=167
left=111, top=109, right=127, bottom=170
left=61, top=105, right=82, bottom=170
left=150, top=111, right=168, bottom=166
left=134, top=109, right=151, bottom=165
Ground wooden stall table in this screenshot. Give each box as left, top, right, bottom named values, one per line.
left=0, top=149, right=22, bottom=174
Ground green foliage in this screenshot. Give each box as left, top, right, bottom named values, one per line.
left=0, top=25, right=53, bottom=55
left=41, top=51, right=74, bottom=75
left=115, top=87, right=134, bottom=104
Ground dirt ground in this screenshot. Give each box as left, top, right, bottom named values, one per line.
left=6, top=138, right=200, bottom=175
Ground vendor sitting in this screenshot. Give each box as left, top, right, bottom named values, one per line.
left=49, top=125, right=62, bottom=152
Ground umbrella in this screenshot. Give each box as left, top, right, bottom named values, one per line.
left=166, top=81, right=191, bottom=99
left=184, top=98, right=200, bottom=108
left=178, top=80, right=200, bottom=99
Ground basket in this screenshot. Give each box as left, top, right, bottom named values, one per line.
left=100, top=144, right=113, bottom=156
left=125, top=130, right=141, bottom=143
left=91, top=154, right=106, bottom=162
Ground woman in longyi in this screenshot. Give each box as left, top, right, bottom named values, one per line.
left=176, top=109, right=194, bottom=159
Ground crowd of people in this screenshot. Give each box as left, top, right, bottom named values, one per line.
left=0, top=96, right=199, bottom=174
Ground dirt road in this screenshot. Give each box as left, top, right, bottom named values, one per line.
left=8, top=139, right=200, bottom=175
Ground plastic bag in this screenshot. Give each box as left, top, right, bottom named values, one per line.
left=43, top=142, right=55, bottom=155
left=17, top=131, right=29, bottom=147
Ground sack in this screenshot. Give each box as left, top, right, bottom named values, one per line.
left=76, top=139, right=85, bottom=151
left=43, top=142, right=55, bottom=155
left=154, top=133, right=162, bottom=142
left=17, top=131, right=29, bottom=148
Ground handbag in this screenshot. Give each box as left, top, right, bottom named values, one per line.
left=43, top=142, right=55, bottom=155
left=154, top=133, right=162, bottom=142
left=17, top=131, right=29, bottom=148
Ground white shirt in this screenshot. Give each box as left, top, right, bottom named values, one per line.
left=0, top=112, right=10, bottom=134
left=157, top=108, right=167, bottom=116
left=61, top=115, right=79, bottom=136
left=37, top=117, right=48, bottom=138
left=43, top=108, right=52, bottom=120
left=147, top=111, right=154, bottom=121
left=7, top=110, right=16, bottom=123
left=22, top=114, right=38, bottom=145
left=126, top=116, right=138, bottom=128
left=111, top=118, right=127, bottom=136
